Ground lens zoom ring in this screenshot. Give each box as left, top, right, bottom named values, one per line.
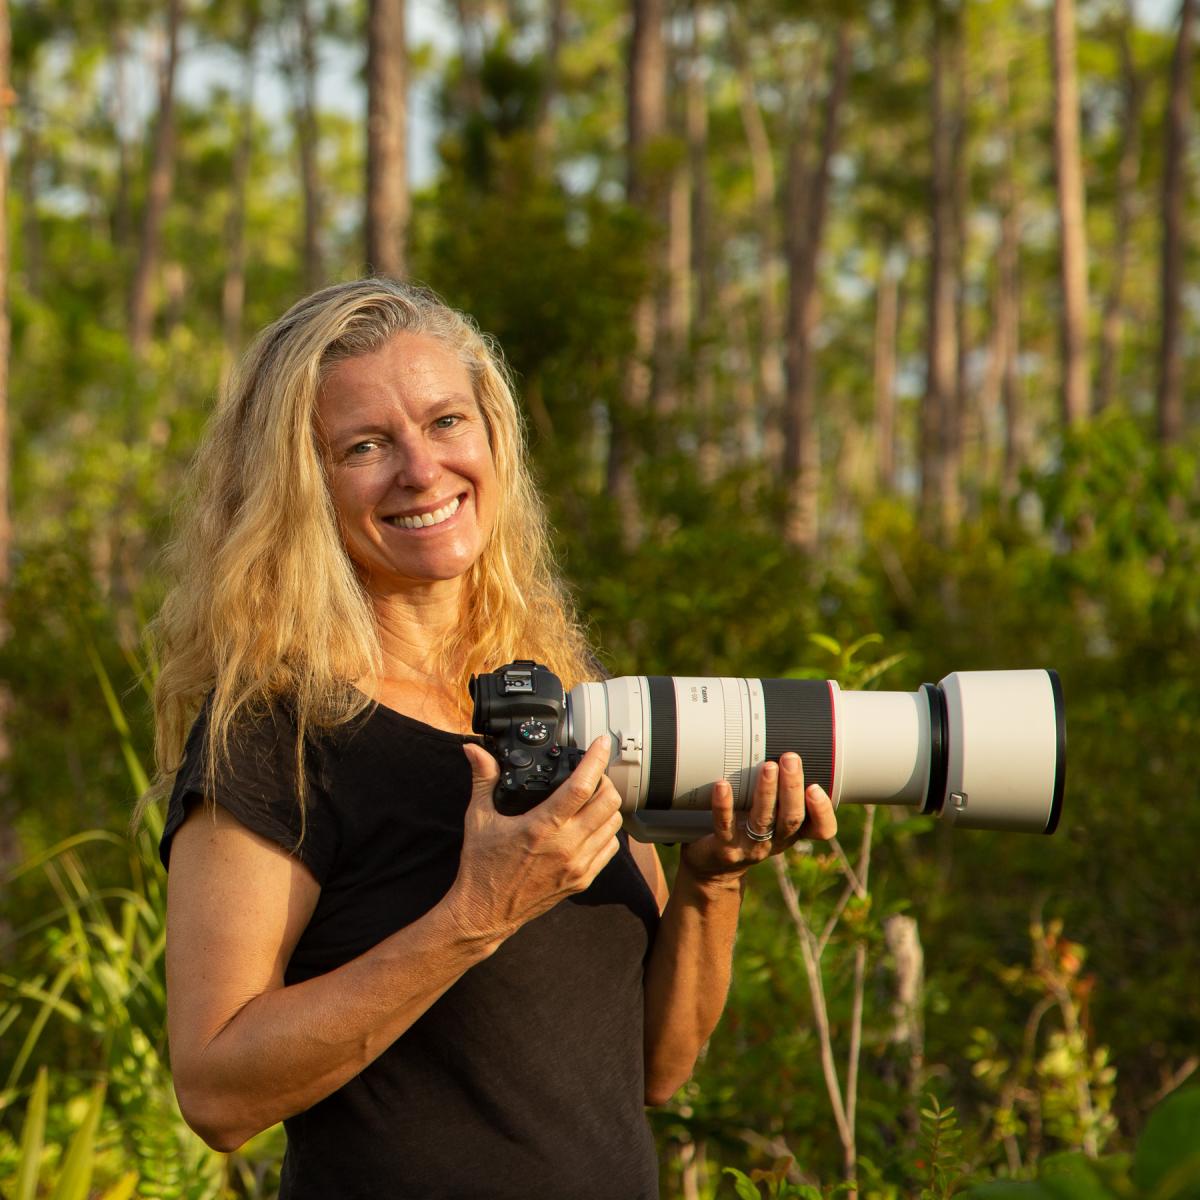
left=723, top=690, right=744, bottom=805
left=760, top=680, right=834, bottom=794
left=645, top=676, right=677, bottom=809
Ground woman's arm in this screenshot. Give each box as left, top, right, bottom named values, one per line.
left=167, top=736, right=622, bottom=1151
left=637, top=753, right=837, bottom=1105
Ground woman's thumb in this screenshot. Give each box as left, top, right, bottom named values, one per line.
left=462, top=741, right=501, bottom=808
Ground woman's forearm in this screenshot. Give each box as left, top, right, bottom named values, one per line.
left=641, top=860, right=746, bottom=1105
left=172, top=898, right=503, bottom=1151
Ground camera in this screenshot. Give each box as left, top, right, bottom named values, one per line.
left=470, top=661, right=1066, bottom=843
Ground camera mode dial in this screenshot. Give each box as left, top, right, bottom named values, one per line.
left=518, top=719, right=550, bottom=745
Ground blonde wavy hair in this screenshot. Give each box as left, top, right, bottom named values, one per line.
left=142, top=278, right=595, bottom=825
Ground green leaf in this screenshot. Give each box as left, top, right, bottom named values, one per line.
left=1134, top=1089, right=1200, bottom=1200
left=807, top=632, right=843, bottom=658
left=723, top=1167, right=765, bottom=1200
left=49, top=1081, right=106, bottom=1200
left=99, top=1173, right=140, bottom=1200
left=15, top=1066, right=49, bottom=1200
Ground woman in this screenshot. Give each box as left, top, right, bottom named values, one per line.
left=151, top=279, right=836, bottom=1198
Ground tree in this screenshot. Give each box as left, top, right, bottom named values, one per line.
left=1096, top=2, right=1143, bottom=415
left=366, top=0, right=408, bottom=279
left=292, top=0, right=324, bottom=292
left=1052, top=0, right=1091, bottom=427
left=127, top=0, right=183, bottom=358
left=221, top=3, right=260, bottom=386
left=0, top=0, right=8, bottom=593
left=782, top=20, right=852, bottom=553
left=608, top=0, right=668, bottom=548
left=921, top=2, right=960, bottom=535
left=1157, top=0, right=1194, bottom=445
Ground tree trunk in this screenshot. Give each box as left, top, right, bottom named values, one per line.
left=19, top=107, right=43, bottom=298
left=951, top=25, right=971, bottom=517
left=1096, top=3, right=1142, bottom=415
left=728, top=5, right=785, bottom=468
left=874, top=251, right=900, bottom=494
left=221, top=7, right=259, bottom=389
left=999, top=122, right=1025, bottom=500
left=1157, top=0, right=1195, bottom=445
left=884, top=914, right=925, bottom=1139
left=1052, top=0, right=1091, bottom=428
left=978, top=40, right=1026, bottom=499
left=782, top=22, right=852, bottom=553
left=609, top=0, right=668, bottom=548
left=0, top=0, right=12, bottom=780
left=127, top=0, right=182, bottom=358
left=111, top=23, right=133, bottom=264
left=0, top=0, right=9, bottom=587
left=922, top=5, right=959, bottom=538
left=454, top=0, right=485, bottom=113
left=655, top=23, right=692, bottom=420
left=295, top=0, right=324, bottom=293
left=535, top=0, right=566, bottom=156
left=367, top=0, right=408, bottom=279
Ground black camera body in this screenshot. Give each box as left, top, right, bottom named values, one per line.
left=469, top=661, right=582, bottom=814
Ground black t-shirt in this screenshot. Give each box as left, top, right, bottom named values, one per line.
left=161, top=700, right=662, bottom=1199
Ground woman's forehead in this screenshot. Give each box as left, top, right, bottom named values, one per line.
left=318, top=334, right=476, bottom=420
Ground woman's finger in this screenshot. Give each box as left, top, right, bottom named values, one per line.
left=546, top=734, right=612, bottom=819
left=774, top=752, right=807, bottom=842
left=710, top=778, right=736, bottom=843
left=745, top=760, right=779, bottom=842
left=800, top=783, right=838, bottom=841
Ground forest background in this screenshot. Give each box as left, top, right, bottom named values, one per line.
left=1, top=0, right=1199, bottom=1196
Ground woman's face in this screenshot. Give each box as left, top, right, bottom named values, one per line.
left=316, top=331, right=498, bottom=594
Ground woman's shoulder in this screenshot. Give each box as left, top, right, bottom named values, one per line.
left=160, top=692, right=348, bottom=876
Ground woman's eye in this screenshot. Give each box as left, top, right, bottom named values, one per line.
left=348, top=440, right=381, bottom=456
left=433, top=415, right=460, bottom=430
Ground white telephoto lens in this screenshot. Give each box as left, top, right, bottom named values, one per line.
left=567, top=669, right=1064, bottom=843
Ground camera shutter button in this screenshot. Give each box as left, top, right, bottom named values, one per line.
left=506, top=747, right=534, bottom=768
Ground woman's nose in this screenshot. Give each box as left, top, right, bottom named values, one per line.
left=393, top=435, right=440, bottom=490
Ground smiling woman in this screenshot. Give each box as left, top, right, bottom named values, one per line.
left=140, top=278, right=836, bottom=1199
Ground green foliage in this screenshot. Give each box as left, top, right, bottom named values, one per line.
left=918, top=1096, right=971, bottom=1199
left=960, top=1089, right=1200, bottom=1199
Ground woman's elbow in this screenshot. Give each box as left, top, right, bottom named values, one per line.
left=173, top=1075, right=257, bottom=1153
left=643, top=1068, right=690, bottom=1107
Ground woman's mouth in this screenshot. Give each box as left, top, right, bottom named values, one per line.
left=382, top=495, right=463, bottom=530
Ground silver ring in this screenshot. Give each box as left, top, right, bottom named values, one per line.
left=744, top=821, right=776, bottom=843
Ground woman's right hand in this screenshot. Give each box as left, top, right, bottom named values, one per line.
left=449, top=735, right=623, bottom=944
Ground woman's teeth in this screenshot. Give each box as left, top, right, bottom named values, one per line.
left=390, top=496, right=461, bottom=530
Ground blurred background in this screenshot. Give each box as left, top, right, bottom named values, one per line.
left=1, top=0, right=1198, bottom=1196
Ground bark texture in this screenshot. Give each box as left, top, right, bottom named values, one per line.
left=367, top=0, right=409, bottom=279
left=1157, top=0, right=1195, bottom=444
left=221, top=7, right=259, bottom=387
left=295, top=0, right=323, bottom=292
left=1052, top=0, right=1092, bottom=427
left=782, top=23, right=852, bottom=553
left=922, top=6, right=960, bottom=537
left=1096, top=4, right=1142, bottom=414
left=609, top=0, right=668, bottom=548
left=127, top=0, right=182, bottom=358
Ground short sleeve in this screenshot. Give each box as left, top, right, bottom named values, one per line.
left=159, top=699, right=341, bottom=884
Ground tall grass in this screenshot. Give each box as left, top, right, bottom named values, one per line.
left=0, top=640, right=282, bottom=1198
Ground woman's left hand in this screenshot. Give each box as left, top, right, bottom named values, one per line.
left=680, top=752, right=837, bottom=881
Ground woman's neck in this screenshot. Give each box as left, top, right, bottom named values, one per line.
left=369, top=584, right=463, bottom=682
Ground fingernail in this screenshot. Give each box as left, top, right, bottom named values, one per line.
left=781, top=753, right=799, bottom=772
left=763, top=762, right=778, bottom=777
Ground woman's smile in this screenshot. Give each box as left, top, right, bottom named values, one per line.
left=317, top=332, right=498, bottom=592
